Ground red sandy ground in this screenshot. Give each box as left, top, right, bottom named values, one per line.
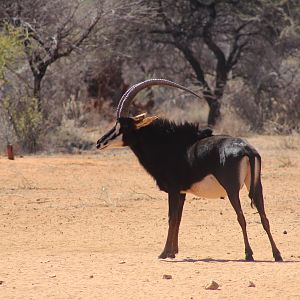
left=0, top=136, right=300, bottom=299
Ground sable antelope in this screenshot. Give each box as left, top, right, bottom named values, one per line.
left=96, top=79, right=282, bottom=262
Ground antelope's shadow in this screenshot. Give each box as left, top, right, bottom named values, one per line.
left=160, top=257, right=300, bottom=264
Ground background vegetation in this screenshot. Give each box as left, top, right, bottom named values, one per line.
left=0, top=0, right=299, bottom=153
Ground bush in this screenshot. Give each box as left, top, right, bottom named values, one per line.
left=2, top=96, right=42, bottom=152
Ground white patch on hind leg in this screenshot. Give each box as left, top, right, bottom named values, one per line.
left=245, top=156, right=260, bottom=193
left=239, top=157, right=250, bottom=190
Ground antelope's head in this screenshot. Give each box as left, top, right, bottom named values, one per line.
left=96, top=78, right=201, bottom=150
left=96, top=113, right=158, bottom=150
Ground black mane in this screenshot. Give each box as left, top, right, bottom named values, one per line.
left=139, top=118, right=213, bottom=145
left=125, top=118, right=213, bottom=192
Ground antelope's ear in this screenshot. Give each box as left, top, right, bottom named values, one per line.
left=132, top=113, right=147, bottom=122
left=134, top=115, right=158, bottom=129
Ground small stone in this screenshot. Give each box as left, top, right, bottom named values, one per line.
left=0, top=280, right=4, bottom=285
left=119, top=261, right=126, bottom=264
left=248, top=281, right=256, bottom=287
left=89, top=275, right=94, bottom=279
left=205, top=280, right=219, bottom=290
left=163, top=274, right=172, bottom=280
left=40, top=260, right=50, bottom=263
left=49, top=274, right=56, bottom=278
left=283, top=230, right=287, bottom=234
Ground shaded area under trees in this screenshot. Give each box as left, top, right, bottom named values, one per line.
left=0, top=0, right=300, bottom=153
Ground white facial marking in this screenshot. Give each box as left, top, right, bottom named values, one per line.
left=104, top=134, right=124, bottom=149
left=100, top=123, right=125, bottom=150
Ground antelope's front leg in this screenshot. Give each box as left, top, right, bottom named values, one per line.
left=159, top=192, right=181, bottom=259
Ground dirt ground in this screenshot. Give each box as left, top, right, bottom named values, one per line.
left=1, top=135, right=300, bottom=299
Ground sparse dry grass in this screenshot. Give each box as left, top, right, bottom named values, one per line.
left=277, top=156, right=295, bottom=168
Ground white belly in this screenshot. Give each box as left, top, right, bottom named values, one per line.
left=181, top=157, right=251, bottom=199
left=182, top=175, right=227, bottom=199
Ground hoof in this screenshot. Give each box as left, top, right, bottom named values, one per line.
left=275, top=255, right=283, bottom=262
left=245, top=254, right=254, bottom=261
left=159, top=253, right=167, bottom=259
left=158, top=252, right=175, bottom=259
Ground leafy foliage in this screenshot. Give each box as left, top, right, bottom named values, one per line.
left=2, top=95, right=42, bottom=152
left=0, top=23, right=24, bottom=79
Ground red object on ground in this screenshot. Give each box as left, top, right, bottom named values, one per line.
left=7, top=144, right=14, bottom=160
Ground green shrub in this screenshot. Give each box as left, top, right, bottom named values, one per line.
left=2, top=96, right=42, bottom=152
left=0, top=23, right=24, bottom=79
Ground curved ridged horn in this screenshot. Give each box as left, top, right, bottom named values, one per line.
left=116, top=79, right=201, bottom=118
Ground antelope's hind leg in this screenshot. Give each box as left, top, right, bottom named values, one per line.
left=227, top=191, right=254, bottom=261
left=217, top=158, right=254, bottom=261
left=245, top=177, right=283, bottom=262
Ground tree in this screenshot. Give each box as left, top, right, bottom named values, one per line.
left=145, top=1, right=255, bottom=125
left=230, top=0, right=300, bottom=132
left=1, top=0, right=103, bottom=113
left=0, top=23, right=24, bottom=145
left=0, top=0, right=105, bottom=152
left=127, top=0, right=287, bottom=127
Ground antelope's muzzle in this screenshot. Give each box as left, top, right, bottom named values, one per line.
left=96, top=123, right=123, bottom=150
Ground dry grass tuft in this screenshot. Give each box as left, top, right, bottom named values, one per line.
left=215, top=108, right=251, bottom=137
left=277, top=156, right=296, bottom=168
left=280, top=135, right=300, bottom=150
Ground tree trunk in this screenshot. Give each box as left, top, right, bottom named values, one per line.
left=33, top=75, right=42, bottom=112
left=207, top=97, right=221, bottom=127
left=176, top=43, right=222, bottom=126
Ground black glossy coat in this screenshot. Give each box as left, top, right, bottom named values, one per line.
left=115, top=117, right=282, bottom=262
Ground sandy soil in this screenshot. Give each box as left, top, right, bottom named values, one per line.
left=0, top=135, right=300, bottom=300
